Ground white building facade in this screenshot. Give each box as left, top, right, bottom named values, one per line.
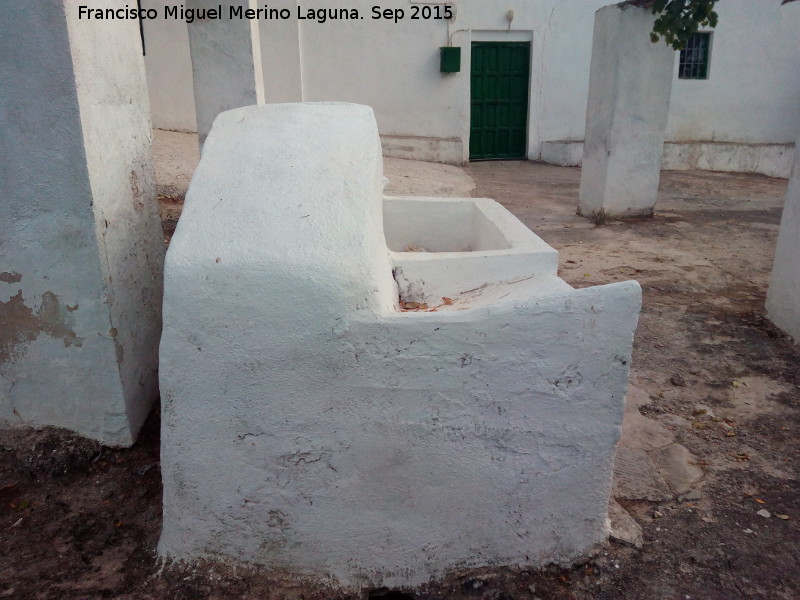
left=142, top=0, right=800, bottom=176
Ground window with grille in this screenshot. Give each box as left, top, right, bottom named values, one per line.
left=679, top=32, right=711, bottom=79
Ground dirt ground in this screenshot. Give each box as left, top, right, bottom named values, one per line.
left=2, top=145, right=798, bottom=599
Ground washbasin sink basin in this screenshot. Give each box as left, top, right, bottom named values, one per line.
left=384, top=196, right=560, bottom=304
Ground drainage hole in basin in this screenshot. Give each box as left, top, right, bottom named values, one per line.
left=367, top=588, right=416, bottom=600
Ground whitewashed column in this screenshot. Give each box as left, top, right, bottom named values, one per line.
left=578, top=3, right=675, bottom=220
left=767, top=143, right=800, bottom=339
left=0, top=1, right=165, bottom=445
left=257, top=0, right=303, bottom=103
left=187, top=0, right=264, bottom=146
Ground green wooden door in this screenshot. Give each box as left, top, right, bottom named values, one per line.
left=470, top=42, right=531, bottom=160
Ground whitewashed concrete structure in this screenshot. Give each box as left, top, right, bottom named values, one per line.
left=767, top=136, right=800, bottom=340
left=159, top=103, right=641, bottom=589
left=142, top=0, right=799, bottom=176
left=0, top=1, right=165, bottom=445
left=185, top=0, right=264, bottom=145
left=578, top=4, right=675, bottom=220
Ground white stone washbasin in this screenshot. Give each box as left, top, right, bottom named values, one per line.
left=385, top=196, right=559, bottom=305
left=159, top=103, right=642, bottom=590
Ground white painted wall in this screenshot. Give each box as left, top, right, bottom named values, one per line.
left=522, top=0, right=610, bottom=152
left=767, top=136, right=800, bottom=340
left=147, top=0, right=605, bottom=159
left=0, top=0, right=164, bottom=445
left=667, top=0, right=800, bottom=146
left=159, top=103, right=642, bottom=588
left=287, top=0, right=612, bottom=163
left=532, top=0, right=800, bottom=177
left=143, top=0, right=800, bottom=171
left=293, top=0, right=462, bottom=161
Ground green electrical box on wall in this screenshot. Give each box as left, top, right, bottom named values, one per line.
left=440, top=47, right=461, bottom=73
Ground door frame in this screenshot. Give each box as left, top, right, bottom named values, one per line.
left=461, top=30, right=536, bottom=164
left=469, top=40, right=532, bottom=160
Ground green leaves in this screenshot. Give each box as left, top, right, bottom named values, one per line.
left=645, top=0, right=720, bottom=50
left=629, top=0, right=796, bottom=48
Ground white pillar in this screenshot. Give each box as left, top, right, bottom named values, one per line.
left=767, top=143, right=800, bottom=339
left=258, top=0, right=303, bottom=103
left=578, top=3, right=675, bottom=220
left=142, top=0, right=198, bottom=132
left=187, top=0, right=264, bottom=146
left=0, top=0, right=165, bottom=445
